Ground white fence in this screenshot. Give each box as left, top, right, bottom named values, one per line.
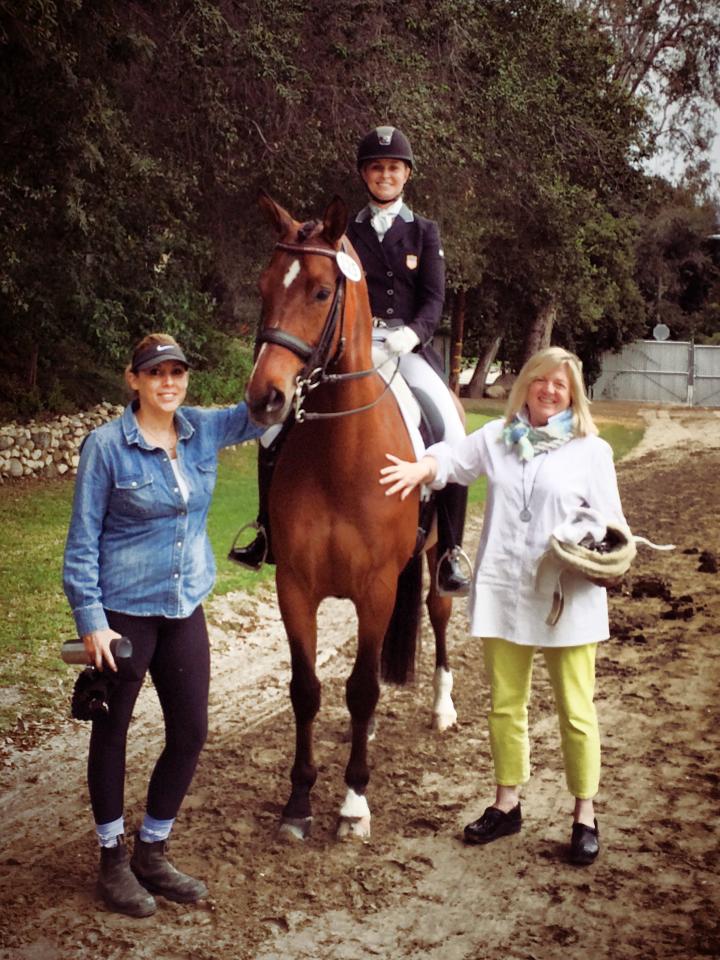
left=593, top=340, right=720, bottom=407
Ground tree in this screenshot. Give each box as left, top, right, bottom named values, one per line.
left=577, top=0, right=720, bottom=191
left=406, top=0, right=648, bottom=383
left=634, top=181, right=720, bottom=341
left=0, top=0, right=216, bottom=410
left=0, top=0, right=689, bottom=412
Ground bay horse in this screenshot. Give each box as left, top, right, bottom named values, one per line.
left=245, top=191, right=458, bottom=841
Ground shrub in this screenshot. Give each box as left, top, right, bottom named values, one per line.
left=186, top=335, right=256, bottom=406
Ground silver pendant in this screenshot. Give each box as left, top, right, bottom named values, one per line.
left=519, top=508, right=532, bottom=522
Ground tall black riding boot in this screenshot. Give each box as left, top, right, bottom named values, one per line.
left=436, top=482, right=472, bottom=596
left=228, top=444, right=275, bottom=569
left=97, top=835, right=157, bottom=917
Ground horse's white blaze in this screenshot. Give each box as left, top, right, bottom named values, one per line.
left=432, top=667, right=458, bottom=731
left=339, top=788, right=371, bottom=819
left=282, top=258, right=301, bottom=288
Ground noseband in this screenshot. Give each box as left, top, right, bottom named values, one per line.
left=256, top=239, right=398, bottom=421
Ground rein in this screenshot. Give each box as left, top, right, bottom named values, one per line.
left=257, top=239, right=399, bottom=422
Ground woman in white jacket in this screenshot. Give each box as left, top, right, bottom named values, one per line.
left=380, top=346, right=628, bottom=865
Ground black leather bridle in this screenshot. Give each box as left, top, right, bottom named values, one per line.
left=256, top=240, right=399, bottom=422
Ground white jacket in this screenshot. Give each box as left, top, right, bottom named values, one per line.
left=428, top=419, right=627, bottom=647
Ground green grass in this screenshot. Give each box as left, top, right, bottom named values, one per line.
left=0, top=480, right=78, bottom=733
left=0, top=412, right=644, bottom=738
left=597, top=423, right=644, bottom=462
left=206, top=444, right=275, bottom=596
left=464, top=411, right=497, bottom=505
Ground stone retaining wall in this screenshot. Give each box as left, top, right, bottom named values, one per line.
left=0, top=403, right=124, bottom=482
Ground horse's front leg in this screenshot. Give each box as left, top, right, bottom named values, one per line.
left=337, top=592, right=393, bottom=841
left=276, top=574, right=321, bottom=841
left=427, top=547, right=457, bottom=732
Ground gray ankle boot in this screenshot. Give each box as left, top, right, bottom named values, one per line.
left=130, top=835, right=208, bottom=903
left=98, top=835, right=156, bottom=917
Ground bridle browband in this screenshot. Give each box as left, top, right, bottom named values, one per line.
left=256, top=239, right=399, bottom=422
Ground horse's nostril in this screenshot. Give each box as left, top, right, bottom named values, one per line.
left=265, top=388, right=285, bottom=413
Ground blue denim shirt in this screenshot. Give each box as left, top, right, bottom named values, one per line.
left=63, top=401, right=263, bottom=635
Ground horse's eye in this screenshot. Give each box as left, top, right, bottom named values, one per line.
left=315, top=288, right=332, bottom=302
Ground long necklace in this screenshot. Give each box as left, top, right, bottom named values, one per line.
left=520, top=455, right=547, bottom=522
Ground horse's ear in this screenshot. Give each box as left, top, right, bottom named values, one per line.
left=321, top=195, right=348, bottom=247
left=257, top=190, right=294, bottom=236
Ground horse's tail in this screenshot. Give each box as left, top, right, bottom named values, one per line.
left=381, top=554, right=422, bottom=685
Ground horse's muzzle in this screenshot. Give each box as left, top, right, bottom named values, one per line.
left=246, top=385, right=292, bottom=427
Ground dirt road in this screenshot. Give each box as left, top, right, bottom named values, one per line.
left=1, top=405, right=719, bottom=960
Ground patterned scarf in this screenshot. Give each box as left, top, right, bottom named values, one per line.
left=501, top=407, right=574, bottom=461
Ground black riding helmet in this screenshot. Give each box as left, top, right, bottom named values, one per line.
left=357, top=126, right=414, bottom=170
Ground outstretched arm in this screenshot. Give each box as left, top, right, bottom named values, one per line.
left=379, top=453, right=438, bottom=499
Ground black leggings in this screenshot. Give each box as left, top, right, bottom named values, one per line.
left=88, top=606, right=210, bottom=825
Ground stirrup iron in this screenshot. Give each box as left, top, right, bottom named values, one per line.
left=228, top=521, right=268, bottom=569
left=435, top=546, right=473, bottom=597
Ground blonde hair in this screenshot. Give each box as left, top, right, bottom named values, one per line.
left=504, top=347, right=598, bottom=437
left=124, top=332, right=184, bottom=396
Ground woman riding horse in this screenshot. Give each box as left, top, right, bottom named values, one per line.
left=231, top=126, right=470, bottom=597
left=243, top=192, right=457, bottom=839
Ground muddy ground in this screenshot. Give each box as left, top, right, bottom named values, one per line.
left=1, top=404, right=719, bottom=960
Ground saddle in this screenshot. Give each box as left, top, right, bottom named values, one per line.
left=405, top=386, right=444, bottom=556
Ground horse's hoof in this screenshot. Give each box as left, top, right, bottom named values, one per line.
left=432, top=709, right=458, bottom=732
left=337, top=788, right=371, bottom=839
left=278, top=816, right=312, bottom=841
left=337, top=815, right=371, bottom=841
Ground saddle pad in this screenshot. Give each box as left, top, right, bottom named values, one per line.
left=371, top=342, right=426, bottom=463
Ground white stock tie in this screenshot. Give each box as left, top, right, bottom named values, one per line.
left=371, top=210, right=394, bottom=242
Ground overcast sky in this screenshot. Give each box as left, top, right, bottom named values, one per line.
left=645, top=109, right=720, bottom=196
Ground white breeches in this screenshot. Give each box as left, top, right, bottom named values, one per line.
left=397, top=352, right=466, bottom=445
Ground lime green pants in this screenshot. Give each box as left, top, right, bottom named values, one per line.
left=482, top=637, right=600, bottom=799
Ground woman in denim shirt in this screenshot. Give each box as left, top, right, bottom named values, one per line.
left=63, top=333, right=263, bottom=917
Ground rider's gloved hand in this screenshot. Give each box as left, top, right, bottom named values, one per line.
left=383, top=326, right=420, bottom=357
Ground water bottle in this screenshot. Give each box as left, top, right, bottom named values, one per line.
left=61, top=636, right=141, bottom=681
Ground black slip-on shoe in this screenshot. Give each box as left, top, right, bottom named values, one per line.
left=463, top=803, right=522, bottom=845
left=569, top=818, right=600, bottom=865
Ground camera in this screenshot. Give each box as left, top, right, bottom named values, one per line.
left=62, top=636, right=143, bottom=720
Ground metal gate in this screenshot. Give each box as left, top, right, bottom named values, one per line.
left=593, top=340, right=720, bottom=407
left=694, top=345, right=720, bottom=406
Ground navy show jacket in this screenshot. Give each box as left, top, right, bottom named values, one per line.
left=347, top=203, right=446, bottom=375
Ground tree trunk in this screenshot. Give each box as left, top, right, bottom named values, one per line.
left=466, top=335, right=502, bottom=399
left=522, top=299, right=556, bottom=365
left=448, top=288, right=466, bottom=395
left=27, top=343, right=39, bottom=389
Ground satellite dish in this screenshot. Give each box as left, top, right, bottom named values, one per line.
left=653, top=323, right=670, bottom=341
